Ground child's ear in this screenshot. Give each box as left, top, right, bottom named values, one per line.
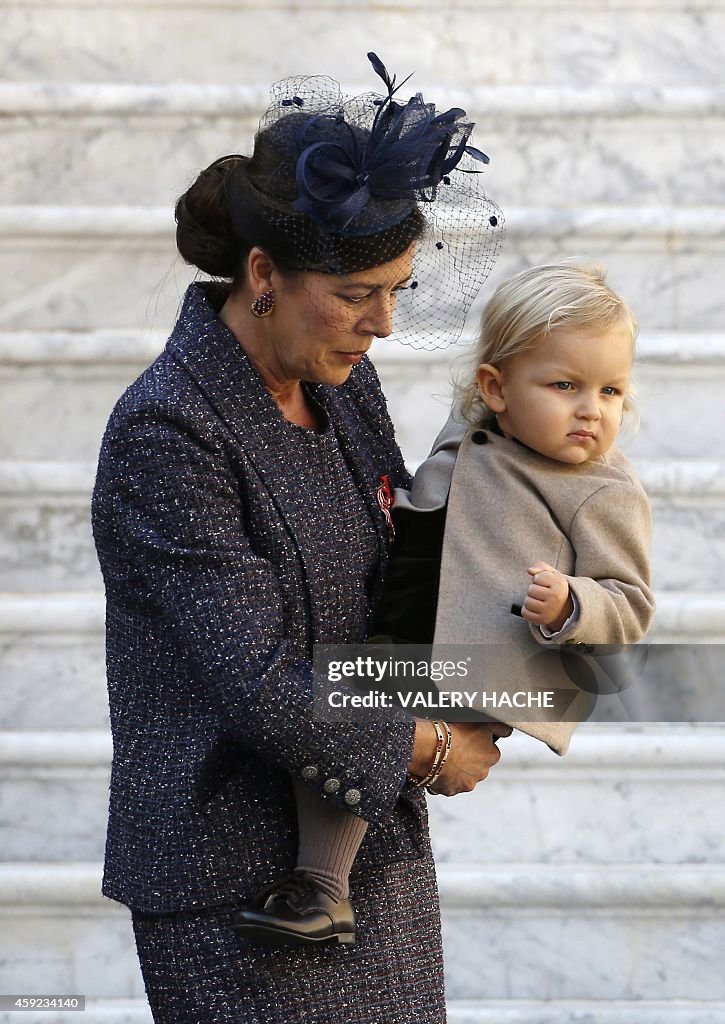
left=477, top=363, right=506, bottom=413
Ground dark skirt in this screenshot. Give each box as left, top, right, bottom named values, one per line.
left=132, top=857, right=446, bottom=1024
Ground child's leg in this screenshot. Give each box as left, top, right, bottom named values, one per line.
left=292, top=777, right=367, bottom=900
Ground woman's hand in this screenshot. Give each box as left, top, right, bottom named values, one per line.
left=409, top=720, right=512, bottom=797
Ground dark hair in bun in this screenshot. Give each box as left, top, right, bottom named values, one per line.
left=175, top=156, right=244, bottom=278
left=175, top=120, right=426, bottom=282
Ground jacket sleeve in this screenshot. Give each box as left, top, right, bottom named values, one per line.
left=532, top=479, right=655, bottom=647
left=93, top=402, right=416, bottom=824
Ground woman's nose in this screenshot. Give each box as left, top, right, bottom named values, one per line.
left=360, top=296, right=395, bottom=338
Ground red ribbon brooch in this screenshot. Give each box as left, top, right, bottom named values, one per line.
left=376, top=474, right=395, bottom=540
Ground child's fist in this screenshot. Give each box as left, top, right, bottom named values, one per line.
left=522, top=561, right=573, bottom=632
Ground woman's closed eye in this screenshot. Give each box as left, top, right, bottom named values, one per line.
left=340, top=286, right=406, bottom=306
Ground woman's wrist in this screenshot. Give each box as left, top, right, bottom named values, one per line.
left=408, top=719, right=438, bottom=778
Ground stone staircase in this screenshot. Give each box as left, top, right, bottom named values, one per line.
left=1, top=1, right=724, bottom=1021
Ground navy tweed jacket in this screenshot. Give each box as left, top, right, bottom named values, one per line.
left=91, top=282, right=428, bottom=913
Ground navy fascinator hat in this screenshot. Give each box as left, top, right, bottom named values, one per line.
left=227, top=52, right=504, bottom=350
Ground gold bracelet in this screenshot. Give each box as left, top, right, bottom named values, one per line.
left=417, top=720, right=447, bottom=788
left=408, top=720, right=444, bottom=786
left=424, top=721, right=452, bottom=793
left=421, top=720, right=450, bottom=790
left=408, top=721, right=451, bottom=789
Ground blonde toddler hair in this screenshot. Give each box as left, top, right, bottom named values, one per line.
left=456, top=261, right=639, bottom=431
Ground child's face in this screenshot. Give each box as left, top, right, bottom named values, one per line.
left=479, top=326, right=633, bottom=464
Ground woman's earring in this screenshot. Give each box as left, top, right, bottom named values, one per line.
left=251, top=289, right=275, bottom=318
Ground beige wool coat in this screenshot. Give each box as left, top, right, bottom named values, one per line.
left=395, top=411, right=655, bottom=754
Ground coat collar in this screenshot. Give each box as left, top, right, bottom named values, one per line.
left=166, top=281, right=291, bottom=451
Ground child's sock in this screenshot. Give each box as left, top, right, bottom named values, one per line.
left=292, top=777, right=368, bottom=901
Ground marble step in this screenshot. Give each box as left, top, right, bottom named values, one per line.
left=439, top=863, right=725, bottom=1001
left=0, top=861, right=723, bottom=1002
left=0, top=864, right=146, bottom=1003
left=1, top=1, right=722, bottom=88
left=3, top=84, right=724, bottom=207
left=3, top=1001, right=725, bottom=1024
left=0, top=733, right=111, bottom=862
left=2, top=726, right=724, bottom=863
left=2, top=458, right=725, bottom=592
left=1, top=327, right=724, bottom=462
left=448, top=1005, right=725, bottom=1024
left=2, top=205, right=724, bottom=333
left=0, top=463, right=102, bottom=592
left=0, top=593, right=109, bottom=731
left=428, top=725, right=725, bottom=868
left=0, top=1004, right=154, bottom=1024
left=0, top=329, right=162, bottom=462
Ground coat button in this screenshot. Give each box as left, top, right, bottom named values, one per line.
left=301, top=765, right=319, bottom=781
left=471, top=430, right=488, bottom=445
left=323, top=778, right=341, bottom=794
left=566, top=642, right=595, bottom=654
left=344, top=788, right=361, bottom=806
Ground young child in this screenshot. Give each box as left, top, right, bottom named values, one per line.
left=233, top=261, right=655, bottom=945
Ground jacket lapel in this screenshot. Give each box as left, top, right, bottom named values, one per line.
left=166, top=284, right=326, bottom=580
left=165, top=283, right=392, bottom=618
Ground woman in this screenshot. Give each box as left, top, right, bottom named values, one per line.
left=92, top=54, right=505, bottom=1024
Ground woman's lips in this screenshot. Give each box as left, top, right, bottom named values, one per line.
left=337, top=351, right=365, bottom=364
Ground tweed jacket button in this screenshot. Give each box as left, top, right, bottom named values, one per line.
left=301, top=765, right=319, bottom=781
left=344, top=788, right=362, bottom=806
left=471, top=430, right=488, bottom=445
left=323, top=778, right=341, bottom=794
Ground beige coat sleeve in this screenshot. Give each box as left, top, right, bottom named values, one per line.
left=534, top=479, right=655, bottom=647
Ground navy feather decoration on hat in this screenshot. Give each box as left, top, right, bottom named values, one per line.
left=291, top=52, right=489, bottom=234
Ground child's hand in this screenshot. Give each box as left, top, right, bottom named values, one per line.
left=523, top=561, right=573, bottom=632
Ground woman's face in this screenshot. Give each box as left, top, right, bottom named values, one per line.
left=267, top=245, right=415, bottom=387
